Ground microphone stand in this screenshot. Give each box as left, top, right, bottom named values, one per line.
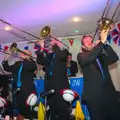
left=44, top=96, right=48, bottom=120
left=39, top=93, right=48, bottom=120
left=10, top=87, right=20, bottom=120
left=39, top=90, right=55, bottom=120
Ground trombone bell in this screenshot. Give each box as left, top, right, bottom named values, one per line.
left=40, top=25, right=69, bottom=49
left=97, top=18, right=113, bottom=31
left=10, top=43, right=18, bottom=53
left=40, top=26, right=51, bottom=38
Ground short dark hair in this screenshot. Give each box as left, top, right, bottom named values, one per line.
left=68, top=53, right=72, bottom=56
left=81, top=35, right=92, bottom=45
left=10, top=43, right=17, bottom=50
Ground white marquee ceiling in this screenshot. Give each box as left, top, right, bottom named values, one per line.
left=0, top=0, right=120, bottom=43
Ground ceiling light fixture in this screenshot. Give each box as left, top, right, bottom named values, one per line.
left=75, top=30, right=79, bottom=33
left=72, top=17, right=81, bottom=22
left=4, top=26, right=11, bottom=31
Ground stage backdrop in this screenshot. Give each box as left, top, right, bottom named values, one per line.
left=0, top=22, right=120, bottom=91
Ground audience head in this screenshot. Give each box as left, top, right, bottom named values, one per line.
left=50, top=39, right=63, bottom=48
left=67, top=53, right=72, bottom=62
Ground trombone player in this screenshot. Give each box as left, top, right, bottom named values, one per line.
left=77, top=27, right=120, bottom=120
left=2, top=45, right=37, bottom=120
left=36, top=27, right=70, bottom=120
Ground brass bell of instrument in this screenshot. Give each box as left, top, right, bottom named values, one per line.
left=40, top=26, right=51, bottom=38
left=97, top=18, right=113, bottom=31
left=10, top=43, right=17, bottom=53
left=39, top=25, right=69, bottom=49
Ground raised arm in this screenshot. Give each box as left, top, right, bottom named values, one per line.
left=23, top=59, right=37, bottom=71
left=53, top=44, right=69, bottom=60
left=74, top=61, right=78, bottom=74
left=102, top=44, right=119, bottom=65
left=2, top=60, right=20, bottom=73
left=77, top=42, right=104, bottom=67
left=77, top=29, right=109, bottom=67
left=36, top=50, right=47, bottom=65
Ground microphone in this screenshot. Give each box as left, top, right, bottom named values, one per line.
left=12, top=88, right=20, bottom=96
left=102, top=48, right=108, bottom=56
left=40, top=89, right=55, bottom=98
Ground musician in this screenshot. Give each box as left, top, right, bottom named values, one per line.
left=77, top=30, right=119, bottom=120
left=36, top=40, right=70, bottom=120
left=67, top=53, right=78, bottom=77
left=34, top=64, right=44, bottom=78
left=0, top=74, right=9, bottom=105
left=6, top=43, right=21, bottom=66
left=2, top=50, right=37, bottom=120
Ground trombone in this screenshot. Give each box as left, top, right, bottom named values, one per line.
left=97, top=18, right=113, bottom=32
left=40, top=26, right=69, bottom=49
left=92, top=0, right=120, bottom=42
left=0, top=43, right=36, bottom=60
left=10, top=43, right=36, bottom=60
left=0, top=19, right=69, bottom=49
left=28, top=26, right=69, bottom=49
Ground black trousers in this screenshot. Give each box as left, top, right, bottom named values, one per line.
left=105, top=91, right=120, bottom=120
left=85, top=91, right=120, bottom=120
left=48, top=92, right=70, bottom=120
left=85, top=100, right=107, bottom=120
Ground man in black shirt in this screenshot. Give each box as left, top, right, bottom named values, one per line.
left=2, top=50, right=37, bottom=120
left=77, top=30, right=119, bottom=120
left=67, top=53, right=78, bottom=77
left=36, top=40, right=70, bottom=120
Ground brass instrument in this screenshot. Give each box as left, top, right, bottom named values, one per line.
left=92, top=0, right=120, bottom=42
left=10, top=43, right=18, bottom=53
left=97, top=18, right=113, bottom=31
left=40, top=26, right=69, bottom=49
left=9, top=43, right=36, bottom=59
left=40, top=26, right=51, bottom=39
left=28, top=25, right=69, bottom=49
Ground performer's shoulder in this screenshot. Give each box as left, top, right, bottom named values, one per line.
left=14, top=61, right=21, bottom=65
left=77, top=52, right=83, bottom=56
